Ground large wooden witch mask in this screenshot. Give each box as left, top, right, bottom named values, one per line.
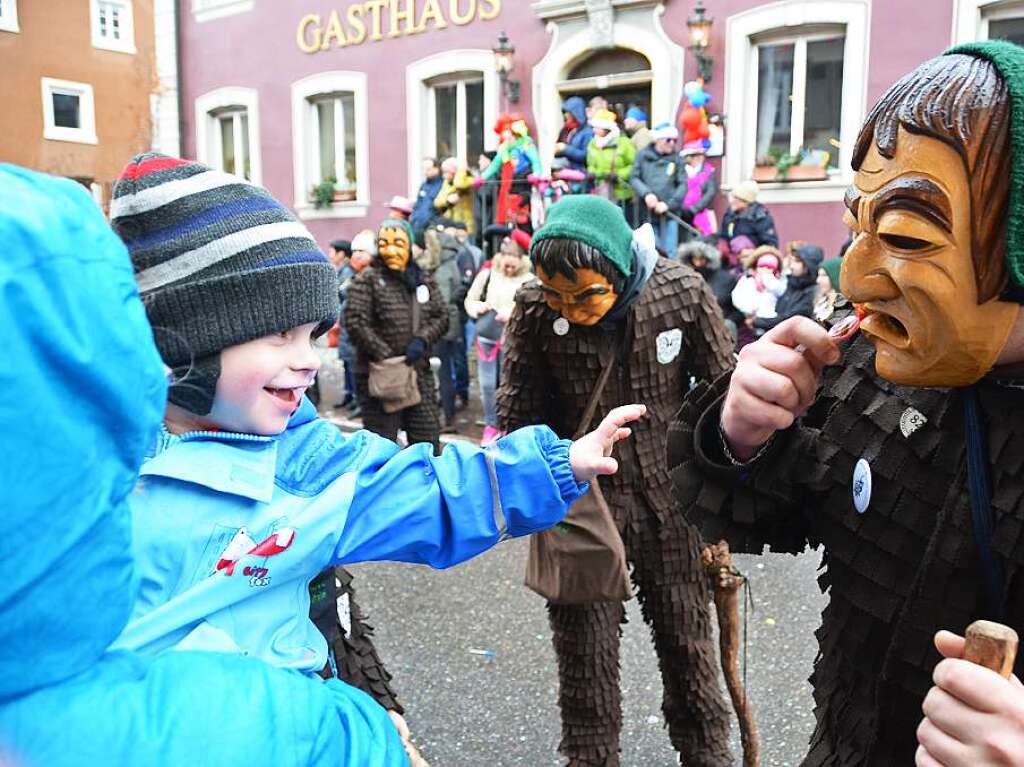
left=841, top=51, right=1018, bottom=387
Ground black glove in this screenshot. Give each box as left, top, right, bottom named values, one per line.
left=404, top=337, right=427, bottom=364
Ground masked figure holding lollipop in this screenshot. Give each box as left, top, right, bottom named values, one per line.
left=668, top=41, right=1024, bottom=767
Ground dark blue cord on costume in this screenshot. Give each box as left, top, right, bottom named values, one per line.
left=963, top=386, right=1006, bottom=621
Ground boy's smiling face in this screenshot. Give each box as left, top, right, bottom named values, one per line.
left=205, top=322, right=322, bottom=435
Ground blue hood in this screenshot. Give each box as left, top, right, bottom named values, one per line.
left=0, top=165, right=167, bottom=698
left=562, top=96, right=587, bottom=125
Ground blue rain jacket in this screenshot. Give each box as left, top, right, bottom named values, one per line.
left=0, top=165, right=409, bottom=767
left=115, top=398, right=584, bottom=672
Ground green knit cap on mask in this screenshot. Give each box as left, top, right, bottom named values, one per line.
left=945, top=40, right=1024, bottom=293
left=531, top=195, right=634, bottom=277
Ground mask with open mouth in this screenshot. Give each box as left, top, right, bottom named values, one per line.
left=841, top=50, right=1021, bottom=388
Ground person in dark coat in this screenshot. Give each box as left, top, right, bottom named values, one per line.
left=717, top=180, right=779, bottom=253
left=410, top=158, right=443, bottom=237
left=553, top=96, right=593, bottom=178
left=667, top=43, right=1024, bottom=767
left=345, top=218, right=448, bottom=451
left=630, top=123, right=688, bottom=255
left=752, top=243, right=823, bottom=332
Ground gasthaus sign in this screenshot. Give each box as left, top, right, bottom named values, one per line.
left=297, top=0, right=503, bottom=52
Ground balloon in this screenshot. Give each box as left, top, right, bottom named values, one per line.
left=683, top=80, right=711, bottom=109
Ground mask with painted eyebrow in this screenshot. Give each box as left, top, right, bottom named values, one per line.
left=537, top=267, right=618, bottom=326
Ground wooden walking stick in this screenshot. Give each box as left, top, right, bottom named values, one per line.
left=963, top=620, right=1019, bottom=678
left=703, top=540, right=760, bottom=767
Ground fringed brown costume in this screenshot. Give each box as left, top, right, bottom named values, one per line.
left=499, top=256, right=735, bottom=766
left=667, top=322, right=1024, bottom=766
left=309, top=567, right=404, bottom=712
left=344, top=262, right=447, bottom=449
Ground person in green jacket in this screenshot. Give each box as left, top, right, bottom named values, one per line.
left=586, top=108, right=636, bottom=206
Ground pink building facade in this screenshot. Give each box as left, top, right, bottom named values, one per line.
left=175, top=0, right=1024, bottom=253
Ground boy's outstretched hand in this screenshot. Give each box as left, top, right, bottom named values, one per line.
left=569, top=404, right=646, bottom=484
left=916, top=630, right=1024, bottom=766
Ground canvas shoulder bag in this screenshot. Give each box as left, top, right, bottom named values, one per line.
left=524, top=342, right=632, bottom=604
left=368, top=287, right=422, bottom=414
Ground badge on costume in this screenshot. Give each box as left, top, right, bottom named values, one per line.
left=666, top=162, right=676, bottom=176
left=416, top=284, right=430, bottom=304
left=656, top=328, right=683, bottom=364
left=553, top=317, right=570, bottom=336
left=900, top=407, right=927, bottom=438
left=852, top=459, right=872, bottom=514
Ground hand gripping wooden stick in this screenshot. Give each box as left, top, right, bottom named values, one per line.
left=963, top=620, right=1019, bottom=678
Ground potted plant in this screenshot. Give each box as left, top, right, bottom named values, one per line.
left=312, top=176, right=337, bottom=209
left=752, top=148, right=830, bottom=182
left=311, top=176, right=358, bottom=208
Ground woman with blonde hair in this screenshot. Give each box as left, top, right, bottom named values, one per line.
left=464, top=227, right=535, bottom=444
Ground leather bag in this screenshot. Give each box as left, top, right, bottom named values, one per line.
left=368, top=285, right=423, bottom=414
left=524, top=345, right=632, bottom=604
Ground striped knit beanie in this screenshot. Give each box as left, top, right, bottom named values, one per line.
left=110, top=153, right=337, bottom=415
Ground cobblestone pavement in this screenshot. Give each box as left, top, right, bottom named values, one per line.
left=351, top=539, right=827, bottom=767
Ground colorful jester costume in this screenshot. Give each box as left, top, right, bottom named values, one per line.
left=498, top=196, right=735, bottom=766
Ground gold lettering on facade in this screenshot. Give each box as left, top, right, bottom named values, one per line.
left=449, top=0, right=476, bottom=25
left=364, top=0, right=387, bottom=41
left=297, top=13, right=322, bottom=53
left=347, top=4, right=368, bottom=44
left=296, top=0, right=500, bottom=52
left=389, top=0, right=418, bottom=37
left=321, top=9, right=348, bottom=48
left=418, top=0, right=447, bottom=30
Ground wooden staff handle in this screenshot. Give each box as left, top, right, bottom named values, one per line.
left=963, top=620, right=1019, bottom=678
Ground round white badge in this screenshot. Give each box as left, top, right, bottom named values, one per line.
left=553, top=317, right=570, bottom=336
left=852, top=459, right=872, bottom=514
left=416, top=284, right=430, bottom=304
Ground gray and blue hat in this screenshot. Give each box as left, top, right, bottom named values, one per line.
left=111, top=153, right=337, bottom=414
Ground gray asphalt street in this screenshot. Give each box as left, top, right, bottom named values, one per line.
left=351, top=539, right=827, bottom=767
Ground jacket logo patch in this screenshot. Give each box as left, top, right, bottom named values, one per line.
left=215, top=526, right=295, bottom=587
left=416, top=284, right=430, bottom=304
left=656, top=328, right=683, bottom=364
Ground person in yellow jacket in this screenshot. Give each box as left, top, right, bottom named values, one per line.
left=434, top=157, right=475, bottom=234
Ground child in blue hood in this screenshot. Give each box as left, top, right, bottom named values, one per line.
left=0, top=164, right=408, bottom=767
left=106, top=155, right=644, bottom=758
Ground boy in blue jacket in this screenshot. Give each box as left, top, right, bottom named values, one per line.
left=107, top=154, right=643, bottom=756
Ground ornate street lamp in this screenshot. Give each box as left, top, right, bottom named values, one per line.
left=686, top=1, right=714, bottom=83
left=492, top=30, right=520, bottom=105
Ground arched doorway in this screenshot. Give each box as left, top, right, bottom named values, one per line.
left=558, top=47, right=652, bottom=123
left=530, top=7, right=685, bottom=174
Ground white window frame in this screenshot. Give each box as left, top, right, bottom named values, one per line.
left=723, top=0, right=870, bottom=204
left=310, top=94, right=360, bottom=194
left=90, top=0, right=136, bottom=54
left=191, top=0, right=253, bottom=23
left=41, top=78, right=98, bottom=145
left=194, top=87, right=262, bottom=185
left=954, top=0, right=1024, bottom=42
left=291, top=71, right=369, bottom=220
left=406, top=50, right=499, bottom=199
left=751, top=28, right=845, bottom=166
left=0, top=0, right=20, bottom=33
left=427, top=73, right=486, bottom=167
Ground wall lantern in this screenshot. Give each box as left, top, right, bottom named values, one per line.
left=686, top=1, right=714, bottom=83
left=492, top=30, right=521, bottom=105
